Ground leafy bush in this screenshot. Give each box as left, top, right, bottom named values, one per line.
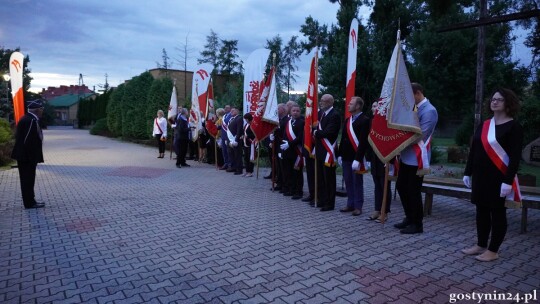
left=455, top=115, right=474, bottom=147
left=0, top=118, right=14, bottom=166
left=90, top=118, right=110, bottom=136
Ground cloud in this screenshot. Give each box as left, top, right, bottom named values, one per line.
left=1, top=0, right=358, bottom=93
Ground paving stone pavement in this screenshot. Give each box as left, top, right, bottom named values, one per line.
left=1, top=127, right=539, bottom=304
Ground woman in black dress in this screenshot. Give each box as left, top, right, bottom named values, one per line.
left=462, top=88, right=523, bottom=262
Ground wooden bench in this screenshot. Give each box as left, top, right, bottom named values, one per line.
left=421, top=177, right=540, bottom=234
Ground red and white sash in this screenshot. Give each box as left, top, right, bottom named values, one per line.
left=481, top=118, right=522, bottom=207
left=346, top=116, right=368, bottom=174
left=318, top=122, right=336, bottom=167
left=286, top=119, right=304, bottom=169
left=155, top=118, right=163, bottom=134
left=413, top=135, right=432, bottom=176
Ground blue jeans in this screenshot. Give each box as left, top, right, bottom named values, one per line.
left=342, top=160, right=364, bottom=210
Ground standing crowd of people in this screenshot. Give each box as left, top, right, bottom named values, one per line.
left=157, top=85, right=440, bottom=233
left=13, top=83, right=523, bottom=263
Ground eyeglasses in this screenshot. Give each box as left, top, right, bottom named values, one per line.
left=491, top=98, right=505, bottom=103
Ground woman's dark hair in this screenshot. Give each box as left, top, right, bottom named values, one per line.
left=487, top=87, right=521, bottom=118
left=243, top=113, right=253, bottom=121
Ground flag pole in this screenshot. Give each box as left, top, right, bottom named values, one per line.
left=256, top=144, right=260, bottom=179
left=380, top=163, right=390, bottom=225
left=271, top=137, right=276, bottom=191
left=215, top=136, right=218, bottom=170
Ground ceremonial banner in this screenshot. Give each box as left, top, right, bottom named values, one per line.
left=244, top=48, right=271, bottom=115
left=345, top=18, right=358, bottom=119
left=190, top=64, right=213, bottom=141
left=251, top=66, right=278, bottom=141
left=205, top=80, right=219, bottom=138
left=167, top=85, right=178, bottom=122
left=368, top=38, right=422, bottom=163
left=303, top=49, right=318, bottom=155
left=9, top=52, right=25, bottom=124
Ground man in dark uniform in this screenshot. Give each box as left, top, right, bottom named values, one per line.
left=11, top=99, right=45, bottom=209
left=227, top=107, right=244, bottom=175
left=175, top=108, right=191, bottom=168
left=313, top=94, right=341, bottom=211
left=280, top=104, right=305, bottom=199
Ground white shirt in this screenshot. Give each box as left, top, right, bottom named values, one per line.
left=152, top=116, right=168, bottom=137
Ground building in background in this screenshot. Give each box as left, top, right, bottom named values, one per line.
left=48, top=93, right=95, bottom=125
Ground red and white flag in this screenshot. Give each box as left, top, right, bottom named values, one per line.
left=9, top=52, right=25, bottom=124
left=205, top=80, right=219, bottom=138
left=167, top=85, right=178, bottom=123
left=190, top=64, right=213, bottom=141
left=345, top=18, right=358, bottom=119
left=244, top=48, right=271, bottom=115
left=368, top=36, right=422, bottom=163
left=304, top=49, right=318, bottom=156
left=251, top=66, right=278, bottom=141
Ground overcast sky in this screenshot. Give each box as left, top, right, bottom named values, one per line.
left=0, top=0, right=533, bottom=95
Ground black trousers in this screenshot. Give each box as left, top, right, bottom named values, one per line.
left=305, top=156, right=315, bottom=197
left=176, top=139, right=188, bottom=165
left=155, top=134, right=165, bottom=153
left=283, top=158, right=303, bottom=195
left=316, top=159, right=336, bottom=208
left=372, top=174, right=392, bottom=213
left=476, top=205, right=507, bottom=252
left=396, top=162, right=424, bottom=225
left=243, top=146, right=254, bottom=173
left=17, top=161, right=38, bottom=207
left=232, top=145, right=243, bottom=173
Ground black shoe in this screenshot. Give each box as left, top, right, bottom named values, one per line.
left=301, top=196, right=314, bottom=202
left=400, top=224, right=423, bottom=234
left=263, top=175, right=272, bottom=179
left=176, top=164, right=182, bottom=168
left=320, top=206, right=334, bottom=212
left=291, top=195, right=302, bottom=200
left=25, top=202, right=45, bottom=209
left=181, top=163, right=191, bottom=167
left=394, top=218, right=410, bottom=229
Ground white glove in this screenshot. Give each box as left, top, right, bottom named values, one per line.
left=280, top=140, right=289, bottom=150
left=463, top=176, right=471, bottom=188
left=269, top=134, right=275, bottom=141
left=352, top=160, right=360, bottom=171
left=500, top=183, right=512, bottom=197
left=171, top=124, right=176, bottom=128
left=278, top=153, right=282, bottom=159
left=337, top=157, right=343, bottom=167
left=269, top=143, right=273, bottom=148
left=230, top=141, right=238, bottom=147
left=366, top=162, right=371, bottom=170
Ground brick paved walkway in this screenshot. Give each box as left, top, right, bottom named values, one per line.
left=1, top=127, right=538, bottom=304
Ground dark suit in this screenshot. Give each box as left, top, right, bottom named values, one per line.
left=337, top=113, right=370, bottom=210
left=282, top=116, right=305, bottom=196
left=243, top=122, right=255, bottom=173
left=175, top=115, right=190, bottom=166
left=11, top=112, right=44, bottom=207
left=228, top=115, right=243, bottom=173
left=314, top=108, right=341, bottom=209
left=276, top=115, right=289, bottom=191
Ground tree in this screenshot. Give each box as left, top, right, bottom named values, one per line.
left=198, top=29, right=221, bottom=72
left=218, top=39, right=241, bottom=75
left=145, top=77, right=173, bottom=137
left=282, top=36, right=304, bottom=97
